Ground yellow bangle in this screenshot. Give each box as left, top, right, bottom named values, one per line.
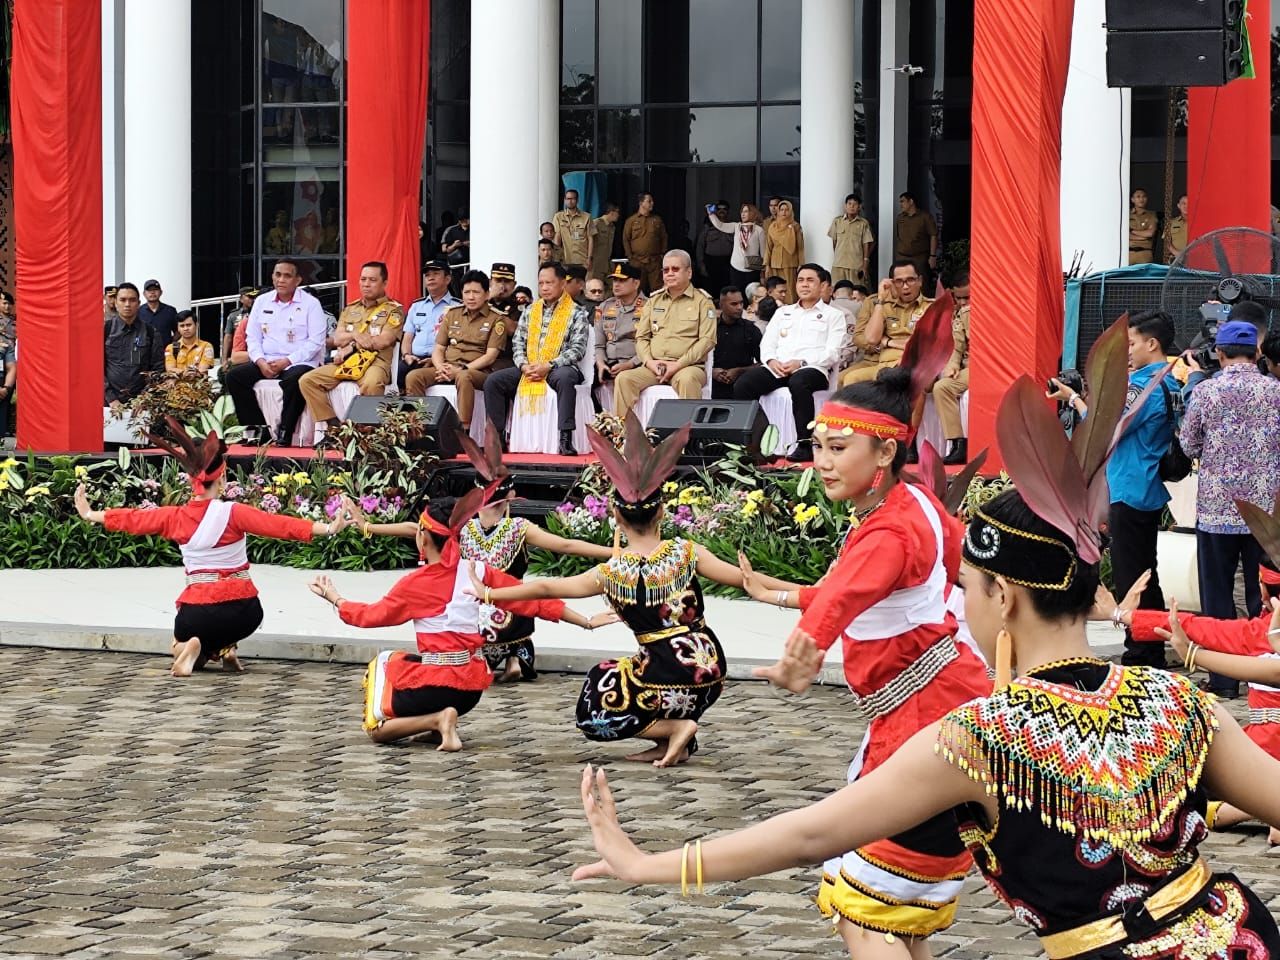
left=695, top=838, right=704, bottom=894
left=681, top=842, right=690, bottom=897
left=484, top=586, right=492, bottom=605
left=362, top=521, right=372, bottom=539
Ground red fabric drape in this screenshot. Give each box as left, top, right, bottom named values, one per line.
left=1187, top=1, right=1272, bottom=257
left=11, top=0, right=102, bottom=452
left=968, top=0, right=1075, bottom=471
left=346, top=0, right=429, bottom=311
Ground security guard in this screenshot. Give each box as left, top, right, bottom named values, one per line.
left=612, top=250, right=716, bottom=417
left=486, top=261, right=521, bottom=371
left=552, top=189, right=592, bottom=267
left=839, top=260, right=934, bottom=386
left=1164, top=194, right=1189, bottom=265
left=405, top=268, right=509, bottom=429
left=299, top=262, right=404, bottom=444
left=622, top=192, right=668, bottom=294
left=594, top=263, right=646, bottom=385
left=1129, top=189, right=1158, bottom=265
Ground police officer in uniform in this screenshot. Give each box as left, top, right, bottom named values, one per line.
left=487, top=261, right=521, bottom=372
left=612, top=250, right=716, bottom=417
left=594, top=263, right=646, bottom=387
left=299, top=261, right=404, bottom=444
left=405, top=269, right=509, bottom=430
left=1129, top=188, right=1158, bottom=265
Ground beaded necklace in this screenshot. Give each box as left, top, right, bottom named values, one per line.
left=597, top=538, right=695, bottom=607
left=459, top=517, right=527, bottom=571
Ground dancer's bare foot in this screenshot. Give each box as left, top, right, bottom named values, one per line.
left=1269, top=826, right=1280, bottom=847
left=496, top=658, right=523, bottom=683
left=221, top=648, right=245, bottom=673
left=436, top=708, right=463, bottom=752
left=624, top=743, right=667, bottom=763
left=654, top=721, right=698, bottom=768
left=171, top=638, right=202, bottom=677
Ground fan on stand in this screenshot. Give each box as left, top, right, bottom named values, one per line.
left=1160, top=226, right=1280, bottom=363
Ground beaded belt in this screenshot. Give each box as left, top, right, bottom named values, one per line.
left=636, top=620, right=706, bottom=645
left=1038, top=859, right=1211, bottom=959
left=185, top=569, right=251, bottom=585
left=1249, top=708, right=1280, bottom=725
left=848, top=636, right=958, bottom=720
left=418, top=650, right=477, bottom=667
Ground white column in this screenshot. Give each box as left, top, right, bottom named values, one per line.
left=1061, top=0, right=1131, bottom=272
left=102, top=0, right=125, bottom=284
left=122, top=0, right=191, bottom=306
left=471, top=0, right=559, bottom=288
left=799, top=0, right=856, bottom=269
left=877, top=0, right=910, bottom=280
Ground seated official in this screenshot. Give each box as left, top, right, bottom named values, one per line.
left=710, top=286, right=761, bottom=400
left=839, top=259, right=933, bottom=386
left=299, top=261, right=404, bottom=445
left=405, top=270, right=510, bottom=430
left=104, top=282, right=165, bottom=411
left=399, top=260, right=459, bottom=391
left=612, top=250, right=717, bottom=418
left=594, top=263, right=647, bottom=388
left=483, top=262, right=592, bottom=456
left=928, top=270, right=971, bottom=464
left=164, top=311, right=214, bottom=375
left=734, top=264, right=844, bottom=462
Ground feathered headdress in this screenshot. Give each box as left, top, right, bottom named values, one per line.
left=1237, top=492, right=1280, bottom=573
left=586, top=411, right=691, bottom=508
left=457, top=422, right=514, bottom=497
left=416, top=424, right=506, bottom=565
left=148, top=417, right=227, bottom=494
left=913, top=441, right=990, bottom=516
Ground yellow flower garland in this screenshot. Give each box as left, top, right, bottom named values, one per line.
left=517, top=294, right=576, bottom=414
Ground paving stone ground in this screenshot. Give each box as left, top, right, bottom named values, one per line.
left=0, top=646, right=1276, bottom=960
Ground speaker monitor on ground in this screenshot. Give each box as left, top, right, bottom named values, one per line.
left=646, top=399, right=768, bottom=464
left=1105, top=0, right=1246, bottom=87
left=343, top=395, right=462, bottom=457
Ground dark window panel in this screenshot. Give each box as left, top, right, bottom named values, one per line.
left=760, top=104, right=800, bottom=162
left=560, top=109, right=595, bottom=165
left=647, top=106, right=757, bottom=163
left=562, top=0, right=597, bottom=105
left=429, top=1, right=471, bottom=102
left=261, top=166, right=343, bottom=261
left=759, top=163, right=800, bottom=210
left=599, top=108, right=642, bottom=163
left=262, top=0, right=343, bottom=104
left=598, top=0, right=642, bottom=104
left=262, top=107, right=342, bottom=163
left=760, top=0, right=801, bottom=101
left=688, top=0, right=758, bottom=102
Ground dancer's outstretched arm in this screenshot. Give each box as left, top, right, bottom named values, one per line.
left=573, top=720, right=982, bottom=885
left=525, top=524, right=614, bottom=560
left=341, top=496, right=416, bottom=539
left=1204, top=702, right=1280, bottom=829
left=687, top=544, right=802, bottom=592
left=1158, top=598, right=1280, bottom=685
left=467, top=561, right=602, bottom=602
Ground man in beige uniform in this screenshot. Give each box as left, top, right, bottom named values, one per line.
left=300, top=261, right=404, bottom=444
left=589, top=203, right=622, bottom=281
left=594, top=263, right=646, bottom=386
left=928, top=270, right=970, bottom=464
left=612, top=250, right=716, bottom=418
left=839, top=259, right=933, bottom=386
left=552, top=189, right=592, bottom=267
left=1129, top=189, right=1158, bottom=265
left=827, top=192, right=875, bottom=284
left=1163, top=194, right=1189, bottom=264
left=622, top=192, right=668, bottom=294
left=405, top=269, right=509, bottom=430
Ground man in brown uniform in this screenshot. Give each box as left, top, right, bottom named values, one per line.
left=405, top=269, right=509, bottom=430
left=594, top=263, right=646, bottom=386
left=486, top=261, right=521, bottom=372
left=552, top=189, right=592, bottom=267
left=1163, top=194, right=1189, bottom=265
left=828, top=193, right=876, bottom=284
left=300, top=261, right=404, bottom=444
left=1129, top=188, right=1158, bottom=265
left=893, top=192, right=938, bottom=281
left=612, top=250, right=716, bottom=418
left=589, top=203, right=622, bottom=281
left=839, top=259, right=934, bottom=386
left=928, top=270, right=970, bottom=464
left=622, top=192, right=668, bottom=294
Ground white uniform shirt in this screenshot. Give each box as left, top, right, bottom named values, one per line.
left=759, top=300, right=846, bottom=373
left=246, top=288, right=327, bottom=368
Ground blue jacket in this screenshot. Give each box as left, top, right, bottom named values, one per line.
left=1106, top=361, right=1172, bottom=512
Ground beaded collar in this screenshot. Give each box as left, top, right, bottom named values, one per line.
left=597, top=538, right=695, bottom=607
left=459, top=517, right=527, bottom=571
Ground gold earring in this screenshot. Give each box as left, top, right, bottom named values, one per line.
left=994, top=626, right=1014, bottom=689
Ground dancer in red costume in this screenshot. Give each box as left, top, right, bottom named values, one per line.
left=73, top=418, right=348, bottom=676
left=311, top=489, right=616, bottom=751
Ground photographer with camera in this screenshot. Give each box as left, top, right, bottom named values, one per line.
left=1179, top=319, right=1280, bottom=698
left=1182, top=300, right=1270, bottom=403
left=1045, top=369, right=1087, bottom=436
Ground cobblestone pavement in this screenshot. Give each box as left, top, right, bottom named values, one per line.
left=0, top=647, right=1277, bottom=959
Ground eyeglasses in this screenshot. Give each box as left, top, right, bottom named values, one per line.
left=662, top=266, right=684, bottom=273
left=892, top=277, right=920, bottom=285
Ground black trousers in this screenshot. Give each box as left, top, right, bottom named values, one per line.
left=483, top=364, right=583, bottom=434
left=729, top=266, right=759, bottom=291
left=0, top=391, right=11, bottom=438
left=1108, top=501, right=1167, bottom=666
left=1197, top=529, right=1264, bottom=694
left=734, top=365, right=828, bottom=440
left=702, top=254, right=731, bottom=297
left=225, top=361, right=313, bottom=440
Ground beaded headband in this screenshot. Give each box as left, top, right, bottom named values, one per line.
left=962, top=506, right=1078, bottom=592
left=810, top=403, right=912, bottom=443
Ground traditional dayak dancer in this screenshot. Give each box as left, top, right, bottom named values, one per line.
left=310, top=489, right=616, bottom=750
left=469, top=412, right=798, bottom=767
left=571, top=316, right=1280, bottom=960
left=725, top=298, right=991, bottom=954
left=73, top=418, right=347, bottom=677
left=345, top=426, right=612, bottom=683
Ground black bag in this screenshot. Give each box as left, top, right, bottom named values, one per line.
left=1158, top=382, right=1193, bottom=483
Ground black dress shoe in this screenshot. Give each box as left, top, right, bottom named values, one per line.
left=942, top=438, right=968, bottom=465
left=558, top=430, right=577, bottom=457
left=786, top=441, right=813, bottom=463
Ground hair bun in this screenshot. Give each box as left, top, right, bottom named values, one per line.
left=874, top=366, right=912, bottom=395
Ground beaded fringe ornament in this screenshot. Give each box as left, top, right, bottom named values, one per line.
left=935, top=667, right=1218, bottom=846
left=597, top=539, right=695, bottom=608
left=460, top=517, right=526, bottom=571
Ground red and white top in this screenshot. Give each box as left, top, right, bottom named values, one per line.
left=105, top=499, right=314, bottom=607
left=337, top=561, right=566, bottom=691
left=797, top=481, right=991, bottom=774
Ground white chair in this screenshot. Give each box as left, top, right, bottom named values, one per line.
left=425, top=383, right=488, bottom=446
left=918, top=391, right=970, bottom=457
left=253, top=379, right=317, bottom=448
left=507, top=327, right=597, bottom=454
left=103, top=408, right=147, bottom=446
left=757, top=367, right=839, bottom=457
left=634, top=352, right=714, bottom=428
left=319, top=344, right=402, bottom=443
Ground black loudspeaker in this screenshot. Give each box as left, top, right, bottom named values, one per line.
left=647, top=399, right=768, bottom=464
left=344, top=395, right=462, bottom=457
left=1105, top=0, right=1245, bottom=87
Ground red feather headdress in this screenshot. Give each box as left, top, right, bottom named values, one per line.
left=586, top=411, right=691, bottom=506
left=148, top=417, right=227, bottom=494
left=912, top=441, right=990, bottom=516
left=417, top=423, right=506, bottom=564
